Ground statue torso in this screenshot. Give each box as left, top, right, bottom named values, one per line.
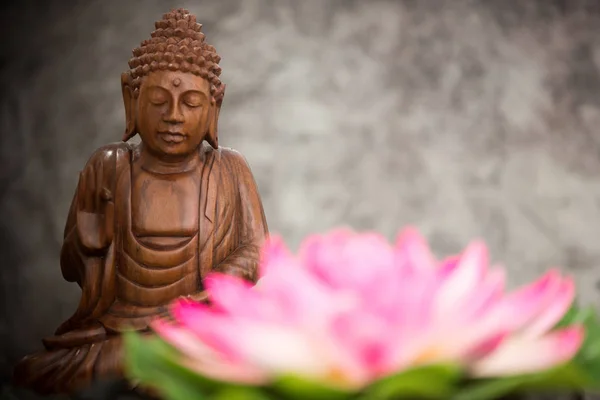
left=131, top=163, right=200, bottom=244
left=100, top=152, right=204, bottom=332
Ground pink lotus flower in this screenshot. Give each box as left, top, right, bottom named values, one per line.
left=152, top=228, right=584, bottom=390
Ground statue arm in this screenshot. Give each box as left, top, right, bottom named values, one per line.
left=212, top=149, right=269, bottom=283
left=60, top=144, right=126, bottom=285
left=60, top=187, right=84, bottom=284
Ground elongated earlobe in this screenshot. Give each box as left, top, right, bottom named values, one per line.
left=205, top=101, right=220, bottom=149
left=121, top=72, right=138, bottom=142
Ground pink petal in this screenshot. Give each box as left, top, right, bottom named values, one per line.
left=297, top=229, right=356, bottom=288
left=471, top=326, right=584, bottom=377
left=394, top=227, right=437, bottom=273
left=522, top=275, right=575, bottom=338
left=260, top=263, right=349, bottom=332
left=498, top=269, right=569, bottom=333
left=438, top=255, right=460, bottom=277
left=259, top=234, right=295, bottom=277
left=228, top=324, right=330, bottom=378
left=459, top=267, right=506, bottom=322
left=401, top=319, right=507, bottom=366
left=170, top=300, right=247, bottom=362
left=330, top=309, right=394, bottom=377
left=204, top=273, right=259, bottom=317
left=390, top=277, right=438, bottom=338
left=435, top=241, right=489, bottom=315
left=183, top=356, right=269, bottom=385
left=300, top=230, right=396, bottom=297
left=340, top=234, right=396, bottom=288
left=151, top=319, right=216, bottom=359
left=152, top=317, right=269, bottom=385
left=464, top=331, right=509, bottom=360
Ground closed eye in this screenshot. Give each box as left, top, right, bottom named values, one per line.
left=146, top=87, right=170, bottom=106
left=182, top=91, right=205, bottom=108
left=149, top=95, right=168, bottom=106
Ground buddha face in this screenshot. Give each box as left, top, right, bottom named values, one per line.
left=136, top=70, right=212, bottom=158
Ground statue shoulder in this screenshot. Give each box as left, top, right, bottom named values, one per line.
left=215, top=146, right=252, bottom=172
left=201, top=145, right=257, bottom=193
left=83, top=142, right=132, bottom=170
left=87, top=142, right=132, bottom=166
left=211, top=146, right=262, bottom=197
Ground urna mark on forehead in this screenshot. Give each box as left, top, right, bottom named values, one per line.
left=142, top=70, right=211, bottom=97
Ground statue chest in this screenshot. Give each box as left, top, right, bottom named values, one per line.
left=130, top=166, right=201, bottom=238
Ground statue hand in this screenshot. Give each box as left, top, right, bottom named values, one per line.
left=181, top=291, right=209, bottom=303
left=161, top=292, right=209, bottom=323
left=75, top=164, right=114, bottom=251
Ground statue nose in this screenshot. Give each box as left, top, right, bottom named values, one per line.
left=163, top=104, right=185, bottom=123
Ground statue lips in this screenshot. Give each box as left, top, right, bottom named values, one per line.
left=158, top=131, right=186, bottom=144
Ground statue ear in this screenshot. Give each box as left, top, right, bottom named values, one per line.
left=205, top=100, right=220, bottom=149
left=121, top=72, right=137, bottom=142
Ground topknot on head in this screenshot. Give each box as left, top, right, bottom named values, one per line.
left=126, top=8, right=225, bottom=105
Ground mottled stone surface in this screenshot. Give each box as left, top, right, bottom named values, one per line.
left=1, top=0, right=600, bottom=398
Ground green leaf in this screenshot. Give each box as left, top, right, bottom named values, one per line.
left=556, top=303, right=581, bottom=328
left=271, top=375, right=352, bottom=400
left=361, top=364, right=462, bottom=400
left=124, top=332, right=208, bottom=400
left=450, top=362, right=592, bottom=400
left=211, top=387, right=275, bottom=400
left=124, top=332, right=266, bottom=400
left=555, top=302, right=600, bottom=390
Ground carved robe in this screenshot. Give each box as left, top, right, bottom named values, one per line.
left=13, top=141, right=269, bottom=394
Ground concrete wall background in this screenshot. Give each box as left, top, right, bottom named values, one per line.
left=1, top=0, right=600, bottom=396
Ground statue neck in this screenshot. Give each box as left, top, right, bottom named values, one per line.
left=139, top=145, right=201, bottom=175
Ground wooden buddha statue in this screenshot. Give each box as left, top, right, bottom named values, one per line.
left=13, top=8, right=268, bottom=395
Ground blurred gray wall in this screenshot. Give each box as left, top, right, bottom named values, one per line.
left=1, top=0, right=600, bottom=392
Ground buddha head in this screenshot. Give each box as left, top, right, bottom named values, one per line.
left=121, top=8, right=225, bottom=157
